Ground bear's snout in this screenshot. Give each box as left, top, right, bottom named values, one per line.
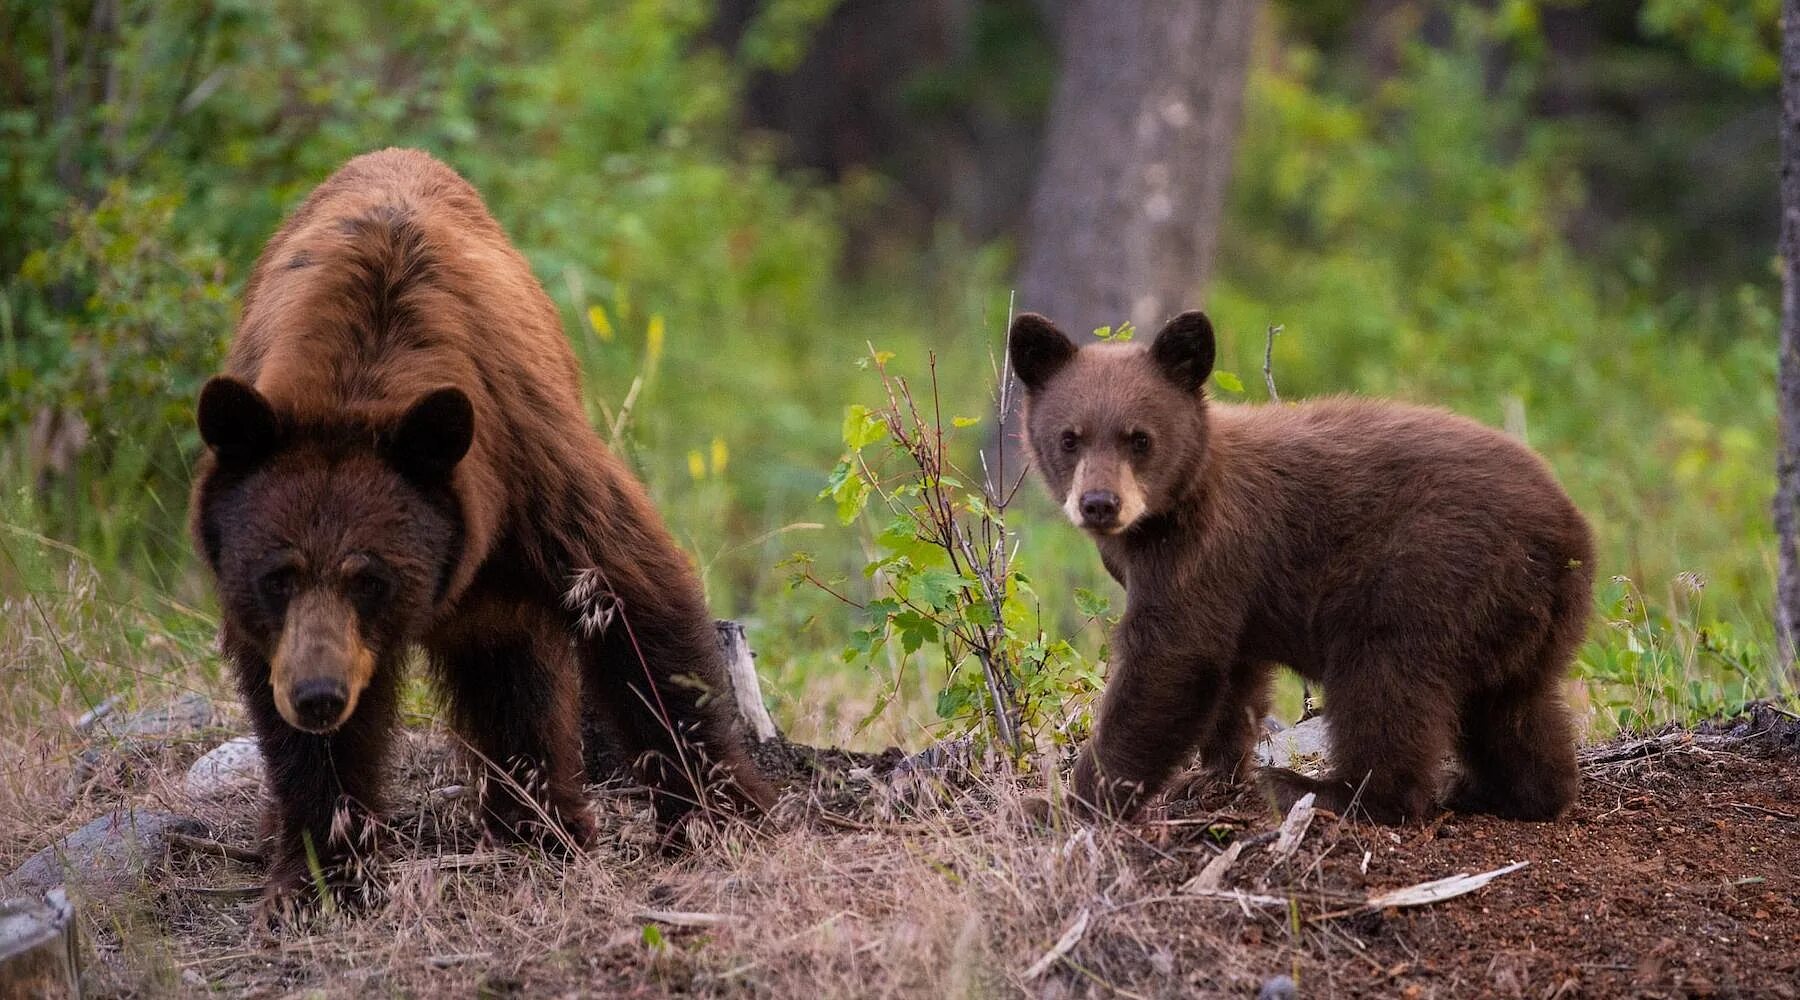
left=1079, top=490, right=1121, bottom=530
left=291, top=677, right=350, bottom=731
left=269, top=590, right=376, bottom=733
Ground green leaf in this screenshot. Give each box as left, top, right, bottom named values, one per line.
left=1074, top=587, right=1112, bottom=619
left=912, top=568, right=969, bottom=611
left=952, top=415, right=981, bottom=427
left=842, top=404, right=888, bottom=450
left=641, top=924, right=666, bottom=951
left=1213, top=369, right=1245, bottom=393
left=853, top=687, right=894, bottom=734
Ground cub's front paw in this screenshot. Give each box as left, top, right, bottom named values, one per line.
left=1254, top=766, right=1326, bottom=815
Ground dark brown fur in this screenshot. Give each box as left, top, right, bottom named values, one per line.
left=191, top=149, right=774, bottom=906
left=1010, top=311, right=1592, bottom=824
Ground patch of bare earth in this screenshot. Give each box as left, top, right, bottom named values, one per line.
left=4, top=707, right=1797, bottom=998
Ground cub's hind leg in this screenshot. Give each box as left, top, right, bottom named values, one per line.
left=1259, top=649, right=1453, bottom=824
left=1446, top=676, right=1578, bottom=821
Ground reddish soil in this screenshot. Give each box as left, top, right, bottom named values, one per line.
left=1109, top=710, right=1800, bottom=998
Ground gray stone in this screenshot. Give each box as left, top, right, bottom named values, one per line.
left=5, top=809, right=206, bottom=895
left=90, top=693, right=214, bottom=741
left=69, top=695, right=217, bottom=796
left=1255, top=716, right=1330, bottom=771
left=1257, top=974, right=1298, bottom=1000
left=184, top=737, right=264, bottom=801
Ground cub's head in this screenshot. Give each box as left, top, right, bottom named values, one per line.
left=192, top=377, right=473, bottom=733
left=1009, top=310, right=1215, bottom=536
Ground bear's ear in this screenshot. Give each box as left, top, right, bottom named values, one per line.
left=1149, top=310, right=1216, bottom=393
left=1009, top=313, right=1078, bottom=392
left=196, top=376, right=281, bottom=465
left=386, top=386, right=474, bottom=482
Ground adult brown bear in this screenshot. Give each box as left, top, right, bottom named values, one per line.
left=1010, top=310, right=1592, bottom=824
left=191, top=148, right=774, bottom=905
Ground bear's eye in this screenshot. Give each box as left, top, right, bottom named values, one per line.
left=346, top=571, right=390, bottom=612
left=258, top=568, right=297, bottom=610
left=1129, top=431, right=1152, bottom=456
left=1059, top=430, right=1079, bottom=453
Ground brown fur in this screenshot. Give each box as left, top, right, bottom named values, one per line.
left=1010, top=311, right=1592, bottom=824
left=191, top=149, right=774, bottom=906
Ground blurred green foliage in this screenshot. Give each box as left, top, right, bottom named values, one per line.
left=0, top=0, right=1789, bottom=742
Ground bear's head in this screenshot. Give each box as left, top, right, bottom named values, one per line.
left=193, top=377, right=472, bottom=733
left=1008, top=310, right=1215, bottom=536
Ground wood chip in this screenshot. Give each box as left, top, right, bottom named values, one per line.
left=1023, top=906, right=1091, bottom=980
left=1271, top=793, right=1316, bottom=863
left=1360, top=861, right=1529, bottom=911
left=1180, top=840, right=1245, bottom=894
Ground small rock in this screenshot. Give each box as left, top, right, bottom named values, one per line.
left=1257, top=974, right=1298, bottom=999
left=184, top=737, right=264, bottom=800
left=69, top=694, right=218, bottom=796
left=90, top=693, right=214, bottom=741
left=4, top=808, right=206, bottom=895
left=1256, top=716, right=1329, bottom=770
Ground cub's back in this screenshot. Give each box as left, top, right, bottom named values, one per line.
left=1212, top=396, right=1592, bottom=563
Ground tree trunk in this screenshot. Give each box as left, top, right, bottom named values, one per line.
left=1013, top=0, right=1260, bottom=339
left=995, top=0, right=1258, bottom=473
left=1779, top=0, right=1800, bottom=681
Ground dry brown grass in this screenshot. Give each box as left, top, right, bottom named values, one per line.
left=9, top=568, right=1800, bottom=998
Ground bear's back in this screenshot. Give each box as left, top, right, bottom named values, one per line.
left=229, top=148, right=580, bottom=421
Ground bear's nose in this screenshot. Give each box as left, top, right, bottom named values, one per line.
left=292, top=678, right=349, bottom=731
left=1080, top=490, right=1121, bottom=528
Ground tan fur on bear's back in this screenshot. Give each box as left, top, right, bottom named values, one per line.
left=221, top=148, right=599, bottom=602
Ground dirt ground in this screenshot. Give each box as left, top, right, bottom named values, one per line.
left=5, top=705, right=1798, bottom=998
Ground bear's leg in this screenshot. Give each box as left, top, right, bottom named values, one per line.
left=237, top=642, right=398, bottom=908
left=1196, top=661, right=1273, bottom=783
left=1446, top=677, right=1578, bottom=821
left=1072, top=643, right=1236, bottom=819
left=431, top=623, right=595, bottom=851
left=1259, top=668, right=1452, bottom=824
left=573, top=589, right=777, bottom=830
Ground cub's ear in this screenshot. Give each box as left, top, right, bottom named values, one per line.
left=386, top=386, right=474, bottom=482
left=196, top=376, right=281, bottom=465
left=1009, top=313, right=1077, bottom=392
left=1149, top=310, right=1216, bottom=393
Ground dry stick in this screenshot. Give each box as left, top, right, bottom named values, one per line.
left=166, top=832, right=264, bottom=865
left=1263, top=323, right=1318, bottom=723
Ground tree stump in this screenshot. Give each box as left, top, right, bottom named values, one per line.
left=0, top=889, right=79, bottom=999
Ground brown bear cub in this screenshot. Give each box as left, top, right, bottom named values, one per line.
left=191, top=148, right=774, bottom=906
left=1010, top=310, right=1593, bottom=824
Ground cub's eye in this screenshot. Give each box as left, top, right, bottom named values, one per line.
left=258, top=568, right=296, bottom=609
left=1059, top=430, right=1080, bottom=453
left=1129, top=431, right=1152, bottom=456
left=347, top=571, right=390, bottom=610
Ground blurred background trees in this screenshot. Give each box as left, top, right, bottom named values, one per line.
left=0, top=0, right=1790, bottom=738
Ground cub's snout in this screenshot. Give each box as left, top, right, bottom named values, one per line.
left=1060, top=458, right=1147, bottom=535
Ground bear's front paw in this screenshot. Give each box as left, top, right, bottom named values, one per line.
left=255, top=855, right=383, bottom=927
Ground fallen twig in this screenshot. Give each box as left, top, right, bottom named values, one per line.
left=636, top=908, right=741, bottom=928
left=1728, top=802, right=1800, bottom=821
left=165, top=832, right=264, bottom=865
left=1023, top=906, right=1091, bottom=980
